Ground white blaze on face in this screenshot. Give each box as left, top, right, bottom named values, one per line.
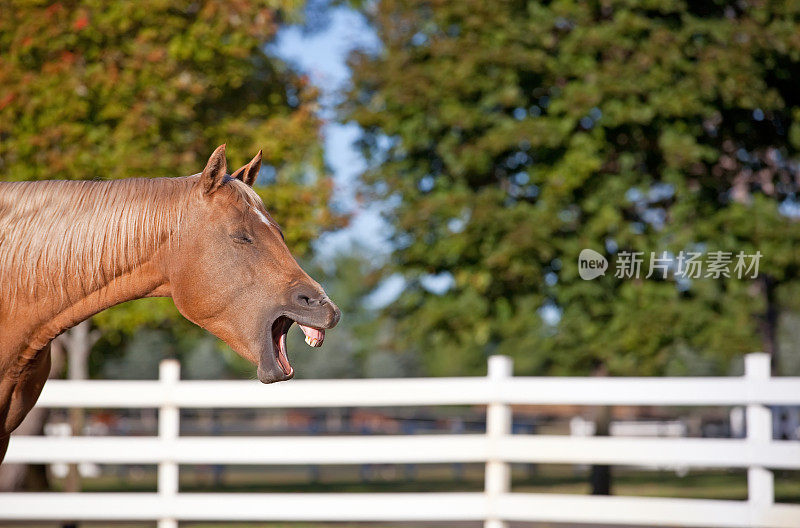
left=252, top=206, right=272, bottom=227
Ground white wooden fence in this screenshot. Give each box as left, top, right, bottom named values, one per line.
left=2, top=353, right=799, bottom=528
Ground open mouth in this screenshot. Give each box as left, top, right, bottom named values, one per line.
left=271, top=316, right=326, bottom=376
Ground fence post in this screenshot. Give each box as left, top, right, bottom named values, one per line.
left=745, top=353, right=774, bottom=517
left=485, top=355, right=512, bottom=528
left=158, top=359, right=180, bottom=528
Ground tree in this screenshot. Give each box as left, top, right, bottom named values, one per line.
left=344, top=0, right=800, bottom=378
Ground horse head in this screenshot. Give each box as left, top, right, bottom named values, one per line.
left=169, top=145, right=340, bottom=383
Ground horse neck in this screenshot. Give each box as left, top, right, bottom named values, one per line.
left=5, top=254, right=170, bottom=358
left=0, top=178, right=190, bottom=352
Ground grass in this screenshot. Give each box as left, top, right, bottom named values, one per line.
left=5, top=464, right=795, bottom=528
left=43, top=463, right=800, bottom=502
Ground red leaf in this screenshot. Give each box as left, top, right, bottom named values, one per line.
left=0, top=92, right=16, bottom=110
left=74, top=14, right=89, bottom=31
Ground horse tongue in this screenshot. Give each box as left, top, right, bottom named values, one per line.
left=299, top=324, right=325, bottom=347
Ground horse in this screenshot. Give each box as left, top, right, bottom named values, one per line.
left=0, top=145, right=341, bottom=463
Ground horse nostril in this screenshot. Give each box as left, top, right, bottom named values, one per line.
left=296, top=292, right=328, bottom=308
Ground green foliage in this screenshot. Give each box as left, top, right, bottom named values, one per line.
left=344, top=0, right=800, bottom=376
left=0, top=0, right=344, bottom=374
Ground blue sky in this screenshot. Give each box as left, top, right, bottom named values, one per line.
left=272, top=6, right=387, bottom=257
left=272, top=5, right=454, bottom=305
left=272, top=5, right=409, bottom=305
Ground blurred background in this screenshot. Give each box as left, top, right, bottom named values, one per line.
left=1, top=0, right=799, bottom=525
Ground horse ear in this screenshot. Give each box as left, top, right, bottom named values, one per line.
left=231, top=150, right=262, bottom=187
left=201, top=144, right=228, bottom=194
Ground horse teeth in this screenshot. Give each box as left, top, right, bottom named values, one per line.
left=305, top=336, right=317, bottom=347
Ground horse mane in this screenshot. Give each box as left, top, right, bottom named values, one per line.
left=0, top=177, right=195, bottom=308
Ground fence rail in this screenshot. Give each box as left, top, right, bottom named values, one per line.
left=2, top=353, right=799, bottom=528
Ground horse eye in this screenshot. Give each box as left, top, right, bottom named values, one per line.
left=231, top=233, right=253, bottom=244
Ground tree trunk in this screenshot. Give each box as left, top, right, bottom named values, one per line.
left=758, top=274, right=779, bottom=375
left=590, top=404, right=612, bottom=495
left=589, top=364, right=612, bottom=495
left=61, top=321, right=100, bottom=493
left=0, top=338, right=66, bottom=491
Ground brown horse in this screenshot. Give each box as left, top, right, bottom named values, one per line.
left=0, top=145, right=340, bottom=463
